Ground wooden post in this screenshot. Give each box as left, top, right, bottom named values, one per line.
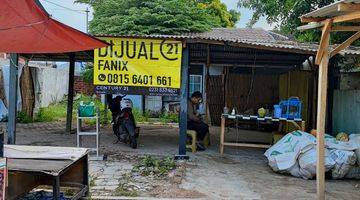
left=316, top=21, right=331, bottom=200
left=220, top=116, right=225, bottom=154
left=176, top=46, right=189, bottom=160
left=8, top=53, right=18, bottom=144
left=66, top=53, right=75, bottom=133
left=205, top=44, right=210, bottom=122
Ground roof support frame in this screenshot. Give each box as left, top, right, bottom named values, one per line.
left=337, top=2, right=360, bottom=12
left=330, top=31, right=360, bottom=57
left=315, top=20, right=333, bottom=65
left=299, top=2, right=360, bottom=199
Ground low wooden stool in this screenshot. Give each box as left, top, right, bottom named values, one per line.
left=186, top=131, right=211, bottom=152
left=186, top=130, right=197, bottom=153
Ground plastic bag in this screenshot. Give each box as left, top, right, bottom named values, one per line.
left=78, top=101, right=95, bottom=117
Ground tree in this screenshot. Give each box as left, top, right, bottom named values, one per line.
left=198, top=0, right=240, bottom=28
left=238, top=0, right=359, bottom=45
left=76, top=0, right=240, bottom=35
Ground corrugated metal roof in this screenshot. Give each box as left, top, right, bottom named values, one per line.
left=96, top=28, right=360, bottom=55
left=97, top=28, right=290, bottom=42
left=301, top=0, right=360, bottom=18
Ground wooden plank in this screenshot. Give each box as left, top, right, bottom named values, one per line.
left=220, top=116, right=225, bottom=154
left=316, top=27, right=330, bottom=200
left=222, top=142, right=271, bottom=148
left=7, top=158, right=73, bottom=176
left=205, top=44, right=210, bottom=122
left=300, top=11, right=360, bottom=32
left=333, top=11, right=360, bottom=23
left=7, top=171, right=39, bottom=200
left=330, top=31, right=360, bottom=57
left=300, top=17, right=325, bottom=23
left=337, top=3, right=360, bottom=12
left=331, top=26, right=360, bottom=32
left=315, top=20, right=332, bottom=65
left=297, top=22, right=325, bottom=31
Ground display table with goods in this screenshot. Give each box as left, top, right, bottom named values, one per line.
left=220, top=98, right=305, bottom=154
left=4, top=145, right=89, bottom=200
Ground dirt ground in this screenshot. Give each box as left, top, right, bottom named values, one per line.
left=5, top=122, right=360, bottom=199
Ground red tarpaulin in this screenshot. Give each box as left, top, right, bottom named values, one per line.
left=0, top=0, right=107, bottom=53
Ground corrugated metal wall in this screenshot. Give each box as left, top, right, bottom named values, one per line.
left=333, top=90, right=360, bottom=135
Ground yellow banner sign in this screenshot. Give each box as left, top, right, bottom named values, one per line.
left=94, top=37, right=182, bottom=89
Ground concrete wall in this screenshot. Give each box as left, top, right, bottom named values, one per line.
left=340, top=73, right=360, bottom=90
left=145, top=96, right=162, bottom=113
left=32, top=66, right=69, bottom=109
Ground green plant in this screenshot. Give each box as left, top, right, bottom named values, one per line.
left=238, top=0, right=360, bottom=46
left=89, top=176, right=97, bottom=187
left=34, top=103, right=67, bottom=122
left=115, top=184, right=138, bottom=197
left=133, top=155, right=176, bottom=176
left=80, top=64, right=94, bottom=84
left=132, top=108, right=149, bottom=122
left=160, top=112, right=179, bottom=123
left=17, top=111, right=33, bottom=123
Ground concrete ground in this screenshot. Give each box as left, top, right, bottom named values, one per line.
left=4, top=122, right=360, bottom=199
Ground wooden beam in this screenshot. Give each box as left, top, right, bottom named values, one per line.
left=337, top=3, right=360, bottom=12
left=333, top=11, right=360, bottom=23
left=330, top=31, right=360, bottom=57
left=315, top=20, right=332, bottom=65
left=331, top=26, right=360, bottom=32
left=222, top=142, right=271, bottom=149
left=300, top=16, right=325, bottom=23
left=299, top=11, right=360, bottom=31
left=316, top=26, right=330, bottom=200
left=297, top=22, right=325, bottom=31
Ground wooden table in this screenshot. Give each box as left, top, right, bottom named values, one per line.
left=220, top=114, right=306, bottom=154
left=5, top=145, right=89, bottom=200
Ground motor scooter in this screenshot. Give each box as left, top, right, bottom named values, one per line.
left=110, top=95, right=138, bottom=149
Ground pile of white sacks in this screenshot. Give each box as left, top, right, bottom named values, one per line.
left=265, top=131, right=360, bottom=179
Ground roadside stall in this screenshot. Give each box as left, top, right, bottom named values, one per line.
left=297, top=0, right=360, bottom=199
left=93, top=28, right=360, bottom=156
left=0, top=0, right=108, bottom=199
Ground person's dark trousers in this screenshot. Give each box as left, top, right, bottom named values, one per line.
left=187, top=120, right=209, bottom=141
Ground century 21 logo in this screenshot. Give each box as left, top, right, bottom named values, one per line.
left=97, top=39, right=181, bottom=61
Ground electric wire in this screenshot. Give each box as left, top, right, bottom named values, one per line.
left=40, top=0, right=86, bottom=14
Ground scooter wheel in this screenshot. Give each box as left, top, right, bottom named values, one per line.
left=130, top=136, right=137, bottom=149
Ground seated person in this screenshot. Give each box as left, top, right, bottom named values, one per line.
left=188, top=91, right=209, bottom=151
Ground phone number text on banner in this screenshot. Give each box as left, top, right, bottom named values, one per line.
left=94, top=37, right=182, bottom=95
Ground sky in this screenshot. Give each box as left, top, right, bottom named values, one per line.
left=40, top=0, right=273, bottom=33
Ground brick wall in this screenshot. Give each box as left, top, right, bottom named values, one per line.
left=74, top=76, right=95, bottom=95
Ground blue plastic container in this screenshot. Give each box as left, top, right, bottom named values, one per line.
left=273, top=105, right=282, bottom=118
left=279, top=97, right=302, bottom=119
